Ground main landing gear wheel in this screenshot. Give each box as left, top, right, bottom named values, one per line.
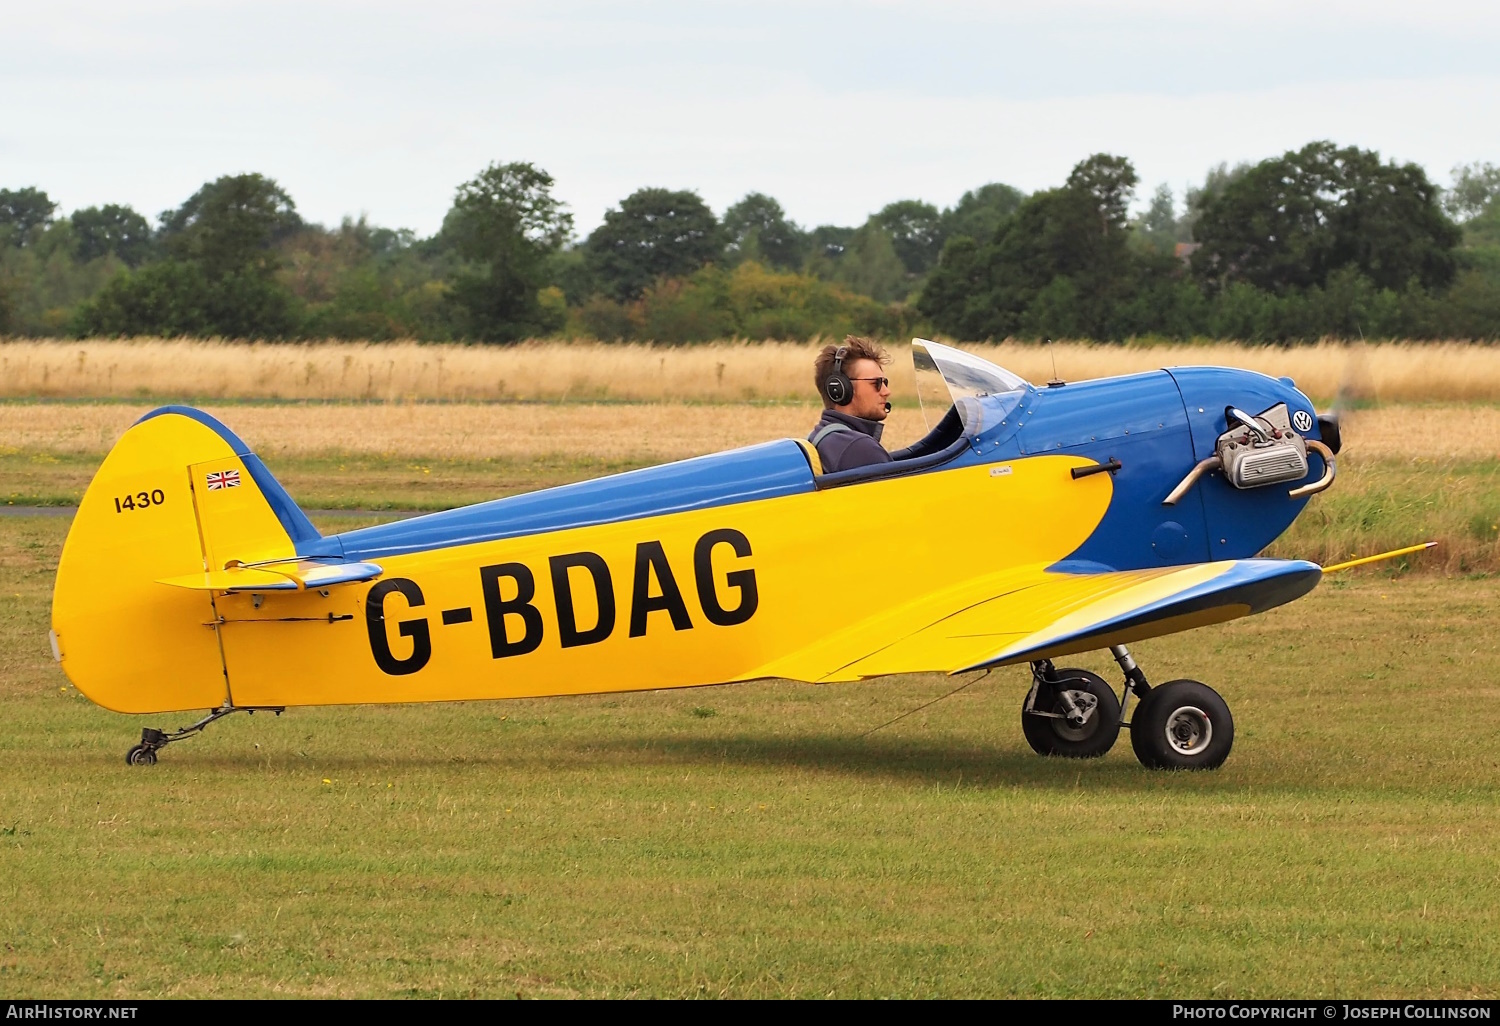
left=1129, top=679, right=1234, bottom=770
left=1021, top=668, right=1121, bottom=759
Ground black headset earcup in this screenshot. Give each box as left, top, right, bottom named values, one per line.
left=825, top=373, right=851, bottom=406
left=825, top=344, right=852, bottom=406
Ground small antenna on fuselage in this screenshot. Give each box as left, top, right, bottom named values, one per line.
left=1046, top=337, right=1065, bottom=388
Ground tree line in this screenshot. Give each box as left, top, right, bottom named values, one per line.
left=2, top=142, right=1498, bottom=343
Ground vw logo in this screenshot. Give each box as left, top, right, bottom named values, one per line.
left=1292, top=410, right=1313, bottom=432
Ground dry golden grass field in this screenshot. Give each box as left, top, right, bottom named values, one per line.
left=2, top=399, right=1499, bottom=464
left=4, top=338, right=1500, bottom=404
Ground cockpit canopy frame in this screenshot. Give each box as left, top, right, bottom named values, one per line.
left=912, top=338, right=1032, bottom=435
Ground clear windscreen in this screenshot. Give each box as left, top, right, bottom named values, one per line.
left=912, top=339, right=1030, bottom=431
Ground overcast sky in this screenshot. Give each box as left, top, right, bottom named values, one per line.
left=5, top=0, right=1499, bottom=238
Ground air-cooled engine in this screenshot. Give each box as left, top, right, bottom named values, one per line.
left=1216, top=403, right=1308, bottom=489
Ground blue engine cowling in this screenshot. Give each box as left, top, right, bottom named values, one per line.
left=968, top=367, right=1331, bottom=572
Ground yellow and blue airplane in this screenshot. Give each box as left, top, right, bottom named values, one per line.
left=52, top=340, right=1348, bottom=770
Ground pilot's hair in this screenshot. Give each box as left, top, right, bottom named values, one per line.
left=814, top=336, right=889, bottom=408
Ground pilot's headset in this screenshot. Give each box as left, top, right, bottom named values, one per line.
left=823, top=345, right=853, bottom=406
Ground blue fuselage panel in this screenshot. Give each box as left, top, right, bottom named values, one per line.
left=324, top=439, right=817, bottom=561
left=1010, top=372, right=1211, bottom=571
left=963, top=367, right=1325, bottom=572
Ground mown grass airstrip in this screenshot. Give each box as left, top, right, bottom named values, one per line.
left=2, top=388, right=1499, bottom=996
left=2, top=513, right=1500, bottom=997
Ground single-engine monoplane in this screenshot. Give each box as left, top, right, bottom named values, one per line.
left=53, top=340, right=1349, bottom=770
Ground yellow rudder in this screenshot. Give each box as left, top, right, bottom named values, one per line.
left=51, top=407, right=310, bottom=714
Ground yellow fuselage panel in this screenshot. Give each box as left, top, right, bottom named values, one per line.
left=220, top=456, right=1111, bottom=709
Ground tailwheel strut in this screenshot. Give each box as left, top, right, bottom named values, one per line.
left=125, top=704, right=284, bottom=766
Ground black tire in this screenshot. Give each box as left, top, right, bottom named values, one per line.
left=1021, top=669, right=1121, bottom=758
left=1130, top=679, right=1234, bottom=770
left=126, top=745, right=158, bottom=766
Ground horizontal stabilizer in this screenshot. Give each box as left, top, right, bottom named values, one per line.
left=158, top=560, right=383, bottom=592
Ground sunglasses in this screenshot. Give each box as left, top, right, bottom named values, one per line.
left=850, top=376, right=890, bottom=389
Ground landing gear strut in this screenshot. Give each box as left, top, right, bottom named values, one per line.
left=1020, top=645, right=1235, bottom=770
left=125, top=704, right=284, bottom=765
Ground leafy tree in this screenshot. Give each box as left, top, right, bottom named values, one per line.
left=546, top=246, right=595, bottom=306
left=832, top=224, right=909, bottom=302
left=1192, top=141, right=1461, bottom=294
left=0, top=187, right=57, bottom=247
left=871, top=199, right=944, bottom=275
left=940, top=183, right=1026, bottom=244
left=808, top=224, right=855, bottom=260
left=77, top=173, right=303, bottom=338
left=1067, top=154, right=1138, bottom=239
left=439, top=161, right=573, bottom=341
left=71, top=204, right=153, bottom=265
left=1134, top=184, right=1181, bottom=255
left=586, top=188, right=723, bottom=301
left=723, top=193, right=807, bottom=270
left=0, top=266, right=14, bottom=333
left=282, top=217, right=451, bottom=341
left=77, top=261, right=298, bottom=339
left=1446, top=162, right=1500, bottom=222
left=910, top=235, right=989, bottom=336
left=159, top=173, right=303, bottom=278
left=1464, top=203, right=1500, bottom=252
left=1180, top=162, right=1249, bottom=242
left=569, top=261, right=908, bottom=343
left=801, top=224, right=858, bottom=284
left=918, top=154, right=1148, bottom=339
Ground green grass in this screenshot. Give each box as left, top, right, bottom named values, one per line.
left=1265, top=456, right=1500, bottom=573
left=3, top=513, right=1500, bottom=997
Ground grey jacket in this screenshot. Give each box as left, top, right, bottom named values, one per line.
left=808, top=409, right=892, bottom=475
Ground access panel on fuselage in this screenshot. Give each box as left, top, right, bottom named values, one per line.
left=1013, top=372, right=1210, bottom=571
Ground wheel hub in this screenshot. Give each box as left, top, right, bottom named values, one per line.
left=1164, top=706, right=1212, bottom=756
left=1062, top=690, right=1097, bottom=724
left=1053, top=690, right=1100, bottom=740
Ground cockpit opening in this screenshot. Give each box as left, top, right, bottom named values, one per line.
left=812, top=339, right=1034, bottom=487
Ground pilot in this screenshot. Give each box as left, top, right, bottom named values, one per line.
left=808, top=336, right=893, bottom=474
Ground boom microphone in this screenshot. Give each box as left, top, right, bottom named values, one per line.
left=884, top=402, right=892, bottom=413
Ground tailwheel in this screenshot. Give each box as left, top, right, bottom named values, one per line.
left=125, top=744, right=158, bottom=766
left=1021, top=667, right=1121, bottom=759
left=121, top=706, right=284, bottom=766
left=1129, top=679, right=1234, bottom=770
left=125, top=727, right=167, bottom=766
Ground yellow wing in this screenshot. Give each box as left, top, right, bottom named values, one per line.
left=760, top=559, right=1322, bottom=682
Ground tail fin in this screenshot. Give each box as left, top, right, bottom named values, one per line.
left=52, top=406, right=321, bottom=714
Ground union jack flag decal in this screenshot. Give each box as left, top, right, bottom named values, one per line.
left=205, top=469, right=241, bottom=490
